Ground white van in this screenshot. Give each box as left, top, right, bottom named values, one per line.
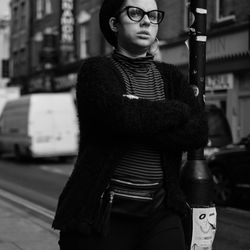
left=0, top=93, right=79, bottom=159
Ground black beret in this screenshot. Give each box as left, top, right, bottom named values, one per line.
left=99, top=0, right=125, bottom=47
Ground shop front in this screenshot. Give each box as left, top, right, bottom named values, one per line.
left=161, top=24, right=250, bottom=142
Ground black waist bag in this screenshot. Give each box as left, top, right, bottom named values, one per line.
left=108, top=179, right=165, bottom=217
left=96, top=178, right=165, bottom=235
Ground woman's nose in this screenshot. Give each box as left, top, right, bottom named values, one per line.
left=140, top=14, right=151, bottom=25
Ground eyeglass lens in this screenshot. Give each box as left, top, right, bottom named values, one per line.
left=127, top=7, right=163, bottom=24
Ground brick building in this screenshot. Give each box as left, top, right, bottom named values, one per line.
left=28, top=0, right=79, bottom=93
left=9, top=0, right=31, bottom=90
left=9, top=0, right=78, bottom=93
left=9, top=0, right=108, bottom=94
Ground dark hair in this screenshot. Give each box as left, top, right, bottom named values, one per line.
left=99, top=0, right=159, bottom=47
left=99, top=0, right=126, bottom=47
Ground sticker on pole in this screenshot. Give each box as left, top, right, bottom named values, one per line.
left=190, top=207, right=217, bottom=250
left=191, top=85, right=199, bottom=97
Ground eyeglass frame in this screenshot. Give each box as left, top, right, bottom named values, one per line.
left=116, top=6, right=165, bottom=24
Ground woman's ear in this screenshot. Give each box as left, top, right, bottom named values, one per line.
left=109, top=17, right=118, bottom=32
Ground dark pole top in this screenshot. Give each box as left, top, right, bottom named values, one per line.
left=189, top=0, right=207, bottom=108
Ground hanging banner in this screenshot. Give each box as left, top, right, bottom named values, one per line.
left=60, top=0, right=76, bottom=54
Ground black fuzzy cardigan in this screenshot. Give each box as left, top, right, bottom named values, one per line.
left=52, top=56, right=208, bottom=234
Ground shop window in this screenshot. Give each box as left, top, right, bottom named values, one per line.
left=216, top=0, right=235, bottom=22
left=183, top=0, right=190, bottom=31
left=80, top=23, right=90, bottom=59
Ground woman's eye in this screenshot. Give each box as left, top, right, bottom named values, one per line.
left=130, top=8, right=142, bottom=18
left=149, top=12, right=158, bottom=21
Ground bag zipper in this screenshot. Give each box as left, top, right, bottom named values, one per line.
left=100, top=183, right=110, bottom=200
left=111, top=190, right=153, bottom=200
left=111, top=178, right=159, bottom=187
left=96, top=190, right=114, bottom=236
left=97, top=183, right=154, bottom=236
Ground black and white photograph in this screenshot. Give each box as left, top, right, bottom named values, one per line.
left=0, top=0, right=249, bottom=249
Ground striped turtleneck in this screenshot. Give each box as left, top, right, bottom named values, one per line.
left=111, top=51, right=165, bottom=101
left=111, top=51, right=166, bottom=184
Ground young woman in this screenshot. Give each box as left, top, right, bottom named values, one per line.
left=52, top=0, right=208, bottom=249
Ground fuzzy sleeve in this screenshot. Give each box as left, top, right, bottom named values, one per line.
left=76, top=58, right=192, bottom=140
left=153, top=65, right=208, bottom=151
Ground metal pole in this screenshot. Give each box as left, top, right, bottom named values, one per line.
left=180, top=0, right=216, bottom=249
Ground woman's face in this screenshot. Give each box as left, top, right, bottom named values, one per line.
left=115, top=0, right=159, bottom=55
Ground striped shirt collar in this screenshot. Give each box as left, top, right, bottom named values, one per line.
left=112, top=50, right=154, bottom=71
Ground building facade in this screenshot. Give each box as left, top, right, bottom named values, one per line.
left=76, top=0, right=105, bottom=59
left=9, top=0, right=31, bottom=90
left=158, top=0, right=250, bottom=142
left=28, top=0, right=78, bottom=93
left=9, top=0, right=79, bottom=93
left=8, top=0, right=250, bottom=142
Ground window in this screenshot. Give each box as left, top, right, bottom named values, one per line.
left=216, top=0, right=235, bottom=22
left=183, top=0, right=190, bottom=31
left=36, top=0, right=43, bottom=19
left=80, top=23, right=90, bottom=59
left=19, top=48, right=26, bottom=73
left=78, top=10, right=91, bottom=58
left=45, top=0, right=52, bottom=15
left=32, top=33, right=43, bottom=69
left=1, top=59, right=9, bottom=78
left=13, top=52, right=18, bottom=76
left=13, top=7, right=18, bottom=31
left=20, top=2, right=26, bottom=28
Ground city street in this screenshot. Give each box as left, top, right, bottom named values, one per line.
left=0, top=157, right=73, bottom=212
left=0, top=157, right=250, bottom=249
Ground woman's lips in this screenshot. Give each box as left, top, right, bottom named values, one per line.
left=137, top=31, right=150, bottom=35
left=137, top=31, right=151, bottom=38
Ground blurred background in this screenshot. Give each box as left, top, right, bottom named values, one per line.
left=0, top=0, right=250, bottom=249
left=0, top=0, right=249, bottom=141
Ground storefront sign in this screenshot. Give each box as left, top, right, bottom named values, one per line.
left=60, top=0, right=75, bottom=48
left=206, top=73, right=234, bottom=91
left=162, top=29, right=249, bottom=65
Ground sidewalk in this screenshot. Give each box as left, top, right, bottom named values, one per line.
left=0, top=198, right=59, bottom=250
left=0, top=196, right=250, bottom=250
left=213, top=207, right=250, bottom=250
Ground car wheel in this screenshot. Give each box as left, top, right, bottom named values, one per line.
left=58, top=156, right=74, bottom=162
left=212, top=166, right=233, bottom=206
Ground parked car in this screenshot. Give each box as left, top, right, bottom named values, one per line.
left=0, top=93, right=78, bottom=160
left=207, top=135, right=250, bottom=205
left=182, top=104, right=235, bottom=205
left=204, top=104, right=233, bottom=158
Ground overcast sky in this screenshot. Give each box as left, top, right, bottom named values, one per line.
left=0, top=0, right=10, bottom=17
